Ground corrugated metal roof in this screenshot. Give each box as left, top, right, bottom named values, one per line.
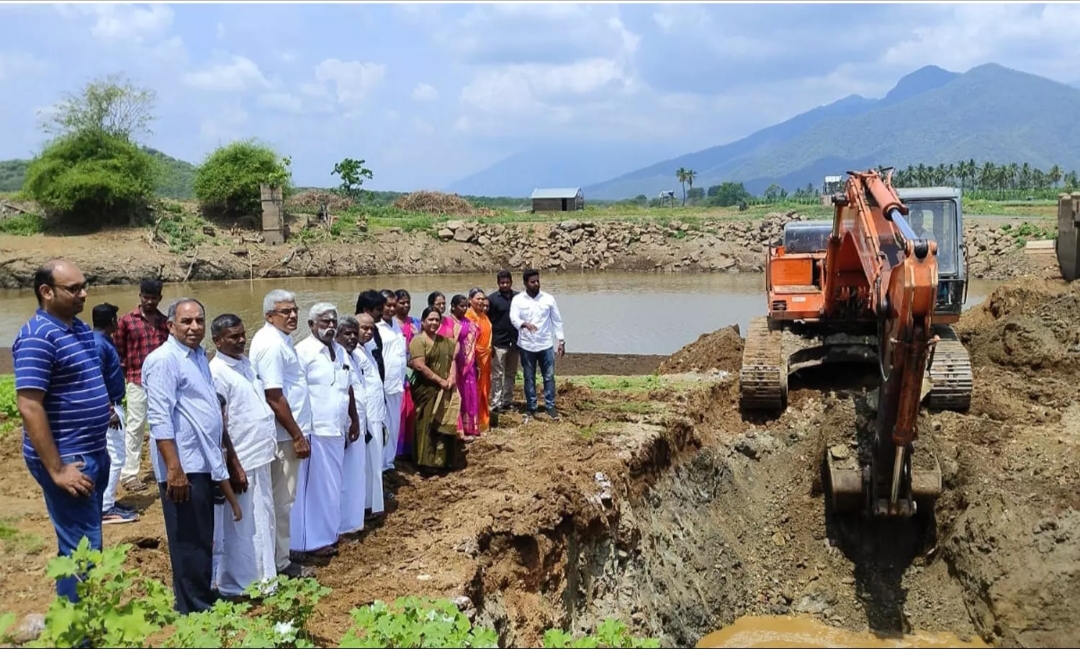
left=530, top=187, right=582, bottom=199
left=898, top=187, right=961, bottom=200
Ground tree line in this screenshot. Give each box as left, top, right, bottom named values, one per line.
left=13, top=74, right=376, bottom=230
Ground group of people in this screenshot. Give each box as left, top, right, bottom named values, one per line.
left=12, top=259, right=566, bottom=614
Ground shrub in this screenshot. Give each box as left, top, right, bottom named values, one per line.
left=22, top=131, right=155, bottom=228
left=193, top=141, right=292, bottom=218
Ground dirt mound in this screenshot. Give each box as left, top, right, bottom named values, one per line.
left=393, top=191, right=494, bottom=216
left=284, top=189, right=356, bottom=213
left=658, top=325, right=744, bottom=375
left=956, top=279, right=1080, bottom=376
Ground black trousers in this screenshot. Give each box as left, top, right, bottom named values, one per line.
left=158, top=473, right=218, bottom=615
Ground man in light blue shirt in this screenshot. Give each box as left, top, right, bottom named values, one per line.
left=144, top=297, right=245, bottom=614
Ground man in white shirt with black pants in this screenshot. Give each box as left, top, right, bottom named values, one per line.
left=509, top=268, right=565, bottom=424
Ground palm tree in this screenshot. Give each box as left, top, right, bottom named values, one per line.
left=676, top=167, right=688, bottom=206
left=685, top=169, right=697, bottom=205
left=1049, top=164, right=1063, bottom=188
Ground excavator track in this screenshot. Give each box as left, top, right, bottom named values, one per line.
left=739, top=316, right=788, bottom=412
left=924, top=325, right=972, bottom=412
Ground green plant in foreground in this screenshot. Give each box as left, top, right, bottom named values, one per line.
left=27, top=538, right=176, bottom=648
left=339, top=596, right=498, bottom=648
left=542, top=619, right=661, bottom=648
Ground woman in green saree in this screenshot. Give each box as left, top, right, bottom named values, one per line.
left=409, top=306, right=465, bottom=471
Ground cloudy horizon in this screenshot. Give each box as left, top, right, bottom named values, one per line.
left=1, top=3, right=1078, bottom=191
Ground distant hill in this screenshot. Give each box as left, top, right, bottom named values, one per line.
left=585, top=63, right=1080, bottom=199
left=444, top=142, right=683, bottom=198
left=0, top=148, right=197, bottom=200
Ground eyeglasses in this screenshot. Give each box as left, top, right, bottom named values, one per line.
left=272, top=307, right=299, bottom=316
left=54, top=282, right=89, bottom=295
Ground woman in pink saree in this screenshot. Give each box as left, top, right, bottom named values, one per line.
left=395, top=289, right=423, bottom=458
left=448, top=294, right=480, bottom=437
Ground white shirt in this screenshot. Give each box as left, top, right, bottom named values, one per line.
left=295, top=336, right=352, bottom=438
left=249, top=323, right=314, bottom=443
left=376, top=319, right=407, bottom=396
left=510, top=290, right=565, bottom=353
left=349, top=344, right=387, bottom=425
left=209, top=353, right=277, bottom=471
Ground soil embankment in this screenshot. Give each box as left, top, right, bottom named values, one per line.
left=0, top=212, right=1058, bottom=289
left=0, top=277, right=1077, bottom=647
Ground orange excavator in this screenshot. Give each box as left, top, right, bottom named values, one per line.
left=739, top=169, right=973, bottom=518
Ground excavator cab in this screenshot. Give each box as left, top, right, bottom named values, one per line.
left=897, top=187, right=967, bottom=321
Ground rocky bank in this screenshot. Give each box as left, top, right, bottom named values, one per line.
left=0, top=211, right=1056, bottom=288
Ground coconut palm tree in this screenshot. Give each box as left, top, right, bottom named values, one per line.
left=685, top=169, right=697, bottom=206
left=676, top=167, right=688, bottom=206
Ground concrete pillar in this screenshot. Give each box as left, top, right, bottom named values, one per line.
left=261, top=184, right=285, bottom=246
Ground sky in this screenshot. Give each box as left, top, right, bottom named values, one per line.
left=2, top=2, right=1080, bottom=191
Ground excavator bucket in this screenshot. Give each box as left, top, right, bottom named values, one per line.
left=825, top=453, right=864, bottom=514
left=826, top=449, right=943, bottom=517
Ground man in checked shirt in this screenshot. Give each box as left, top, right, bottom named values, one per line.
left=114, top=278, right=170, bottom=492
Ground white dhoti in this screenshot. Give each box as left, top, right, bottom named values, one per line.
left=215, top=463, right=276, bottom=596
left=365, top=420, right=385, bottom=514
left=383, top=392, right=404, bottom=471
left=339, top=436, right=367, bottom=534
left=289, top=435, right=344, bottom=553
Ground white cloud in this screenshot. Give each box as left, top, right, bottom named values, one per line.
left=71, top=4, right=175, bottom=44
left=257, top=92, right=303, bottom=114
left=313, top=58, right=386, bottom=104
left=461, top=58, right=628, bottom=116
left=183, top=55, right=270, bottom=92
left=198, top=103, right=249, bottom=144
left=0, top=52, right=49, bottom=82
left=411, top=83, right=439, bottom=102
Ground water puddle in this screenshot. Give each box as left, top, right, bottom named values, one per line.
left=696, top=616, right=988, bottom=648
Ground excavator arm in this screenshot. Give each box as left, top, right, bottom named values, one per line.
left=824, top=170, right=943, bottom=517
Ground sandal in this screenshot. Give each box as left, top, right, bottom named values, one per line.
left=121, top=477, right=147, bottom=492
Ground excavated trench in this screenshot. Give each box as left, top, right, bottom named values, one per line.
left=460, top=284, right=1080, bottom=648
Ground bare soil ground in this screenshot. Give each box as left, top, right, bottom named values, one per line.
left=0, top=277, right=1078, bottom=647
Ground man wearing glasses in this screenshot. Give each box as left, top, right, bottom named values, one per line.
left=13, top=260, right=113, bottom=602
left=114, top=277, right=169, bottom=493
left=248, top=290, right=314, bottom=578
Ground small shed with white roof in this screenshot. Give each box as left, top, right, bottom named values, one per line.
left=530, top=187, right=584, bottom=212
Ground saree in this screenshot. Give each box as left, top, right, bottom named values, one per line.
left=454, top=317, right=480, bottom=436
left=464, top=308, right=492, bottom=432
left=409, top=332, right=463, bottom=470
left=396, top=316, right=421, bottom=458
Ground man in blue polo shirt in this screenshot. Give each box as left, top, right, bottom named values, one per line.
left=13, top=259, right=112, bottom=602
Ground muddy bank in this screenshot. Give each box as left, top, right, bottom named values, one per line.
left=0, top=212, right=1057, bottom=289
left=0, top=277, right=1078, bottom=647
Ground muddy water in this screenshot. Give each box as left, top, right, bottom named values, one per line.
left=0, top=273, right=1002, bottom=355
left=696, top=616, right=988, bottom=648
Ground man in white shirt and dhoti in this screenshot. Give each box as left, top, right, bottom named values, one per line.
left=353, top=314, right=387, bottom=519
left=334, top=315, right=372, bottom=537
left=376, top=290, right=407, bottom=473
left=209, top=313, right=279, bottom=595
left=291, top=303, right=360, bottom=558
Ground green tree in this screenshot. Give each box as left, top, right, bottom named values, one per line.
left=40, top=73, right=156, bottom=141
left=22, top=130, right=155, bottom=228
left=675, top=167, right=688, bottom=206
left=707, top=181, right=751, bottom=208
left=193, top=140, right=292, bottom=218
left=331, top=157, right=374, bottom=200
left=684, top=169, right=697, bottom=205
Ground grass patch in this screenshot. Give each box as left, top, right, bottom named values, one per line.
left=567, top=375, right=665, bottom=392
left=0, top=520, right=44, bottom=556
left=999, top=221, right=1057, bottom=247
left=963, top=198, right=1058, bottom=218
left=0, top=212, right=45, bottom=236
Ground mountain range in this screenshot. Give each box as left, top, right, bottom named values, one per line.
left=447, top=63, right=1080, bottom=200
